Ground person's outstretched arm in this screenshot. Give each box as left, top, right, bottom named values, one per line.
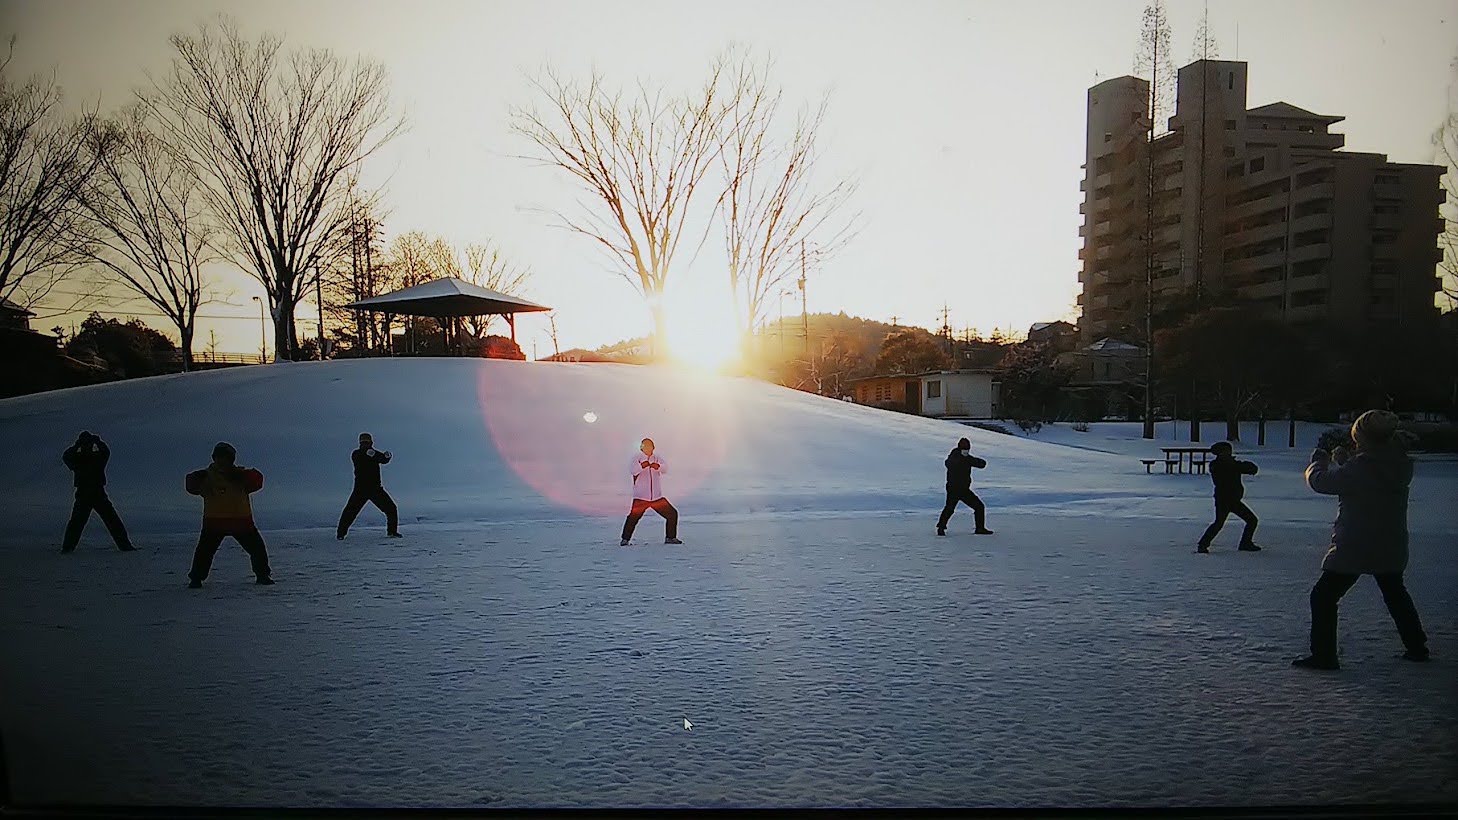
left=970, top=455, right=988, bottom=469
left=185, top=469, right=206, bottom=496
left=62, top=444, right=81, bottom=469
left=375, top=449, right=392, bottom=465
left=243, top=468, right=264, bottom=493
left=1239, top=459, right=1258, bottom=476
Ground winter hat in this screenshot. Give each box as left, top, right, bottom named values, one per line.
left=359, top=432, right=373, bottom=443
left=1351, top=410, right=1400, bottom=447
left=1209, top=441, right=1233, bottom=456
left=957, top=437, right=971, bottom=449
left=212, top=441, right=237, bottom=464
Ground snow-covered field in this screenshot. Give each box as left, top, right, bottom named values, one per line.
left=1, top=360, right=1455, bottom=808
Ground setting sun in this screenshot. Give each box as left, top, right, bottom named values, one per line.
left=664, top=291, right=743, bottom=371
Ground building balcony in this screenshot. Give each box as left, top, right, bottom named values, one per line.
left=1292, top=182, right=1335, bottom=204
left=1226, top=219, right=1287, bottom=249
left=1226, top=194, right=1287, bottom=222
left=1291, top=212, right=1333, bottom=233
left=1227, top=248, right=1287, bottom=278
left=1290, top=243, right=1331, bottom=264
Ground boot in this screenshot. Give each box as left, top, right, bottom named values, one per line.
left=620, top=538, right=630, bottom=547
left=1196, top=544, right=1210, bottom=554
left=665, top=538, right=683, bottom=545
left=187, top=580, right=202, bottom=589
left=1401, top=648, right=1431, bottom=662
left=1238, top=542, right=1262, bottom=552
left=1291, top=655, right=1339, bottom=671
left=255, top=576, right=275, bottom=586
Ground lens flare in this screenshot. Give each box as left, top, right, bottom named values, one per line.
left=480, top=363, right=732, bottom=516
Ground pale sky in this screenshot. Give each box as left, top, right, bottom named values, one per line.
left=5, top=0, right=1454, bottom=359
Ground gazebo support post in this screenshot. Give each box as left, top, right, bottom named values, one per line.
left=507, top=313, right=517, bottom=344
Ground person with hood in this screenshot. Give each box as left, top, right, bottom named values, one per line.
left=1292, top=410, right=1429, bottom=671
left=337, top=432, right=400, bottom=539
left=621, top=438, right=681, bottom=546
left=1196, top=441, right=1261, bottom=553
left=937, top=437, right=992, bottom=536
left=185, top=442, right=273, bottom=588
left=60, top=430, right=136, bottom=553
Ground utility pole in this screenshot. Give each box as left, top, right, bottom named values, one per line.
left=315, top=264, right=326, bottom=360
left=799, top=240, right=809, bottom=358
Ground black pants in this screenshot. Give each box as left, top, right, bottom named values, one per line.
left=1308, top=570, right=1427, bottom=661
left=337, top=486, right=399, bottom=536
left=189, top=526, right=272, bottom=582
left=622, top=498, right=678, bottom=540
left=61, top=489, right=132, bottom=552
left=937, top=487, right=986, bottom=531
left=1199, top=498, right=1258, bottom=547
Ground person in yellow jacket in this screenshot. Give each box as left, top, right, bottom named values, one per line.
left=185, top=442, right=273, bottom=588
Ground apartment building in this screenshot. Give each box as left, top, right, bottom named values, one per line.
left=1078, top=60, right=1445, bottom=345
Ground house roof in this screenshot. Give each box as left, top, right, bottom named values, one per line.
left=1084, top=338, right=1141, bottom=351
left=1029, top=320, right=1074, bottom=333
left=345, top=277, right=550, bottom=317
left=0, top=296, right=35, bottom=317
left=1246, top=101, right=1344, bottom=124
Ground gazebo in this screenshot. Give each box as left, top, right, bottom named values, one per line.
left=345, top=277, right=551, bottom=355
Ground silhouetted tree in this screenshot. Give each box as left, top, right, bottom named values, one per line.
left=874, top=328, right=950, bottom=375
left=1133, top=0, right=1175, bottom=439
left=0, top=40, right=105, bottom=311
left=148, top=17, right=403, bottom=361
left=511, top=59, right=731, bottom=358
left=65, top=313, right=176, bottom=378
left=80, top=105, right=216, bottom=370
left=994, top=341, right=1071, bottom=421
left=714, top=50, right=856, bottom=348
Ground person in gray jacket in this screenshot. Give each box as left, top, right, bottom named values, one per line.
left=1292, top=410, right=1429, bottom=671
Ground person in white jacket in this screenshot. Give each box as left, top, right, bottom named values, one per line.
left=621, top=438, right=682, bottom=546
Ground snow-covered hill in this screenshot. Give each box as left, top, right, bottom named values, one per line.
left=2, top=360, right=1455, bottom=809
left=4, top=359, right=1451, bottom=541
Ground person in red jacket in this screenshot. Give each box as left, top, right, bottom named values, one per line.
left=185, top=442, right=273, bottom=588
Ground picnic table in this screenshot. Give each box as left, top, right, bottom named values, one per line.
left=1159, top=447, right=1210, bottom=475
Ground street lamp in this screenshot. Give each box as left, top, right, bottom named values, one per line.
left=251, top=296, right=267, bottom=362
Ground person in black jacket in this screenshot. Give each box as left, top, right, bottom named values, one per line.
left=937, top=437, right=993, bottom=536
left=60, top=431, right=135, bottom=553
left=336, top=433, right=401, bottom=539
left=1196, top=440, right=1261, bottom=553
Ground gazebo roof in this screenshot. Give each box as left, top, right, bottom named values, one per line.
left=345, top=277, right=550, bottom=317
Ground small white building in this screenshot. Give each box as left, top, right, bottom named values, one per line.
left=918, top=370, right=1000, bottom=419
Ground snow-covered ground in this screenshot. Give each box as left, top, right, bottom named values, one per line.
left=1, top=360, right=1455, bottom=808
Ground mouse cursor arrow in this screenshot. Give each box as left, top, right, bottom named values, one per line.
left=682, top=718, right=693, bottom=731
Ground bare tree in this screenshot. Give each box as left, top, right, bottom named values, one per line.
left=715, top=52, right=857, bottom=351
left=146, top=18, right=402, bottom=361
left=1133, top=0, right=1175, bottom=439
left=1436, top=54, right=1458, bottom=310
left=0, top=41, right=104, bottom=310
left=511, top=60, right=730, bottom=358
left=79, top=105, right=217, bottom=370
left=320, top=181, right=389, bottom=354
left=1186, top=0, right=1220, bottom=443
left=460, top=240, right=531, bottom=339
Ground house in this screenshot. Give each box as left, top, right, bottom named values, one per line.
left=918, top=370, right=1000, bottom=419
left=1056, top=338, right=1145, bottom=420
left=849, top=374, right=923, bottom=414
left=0, top=297, right=35, bottom=331
left=1027, top=320, right=1078, bottom=352
left=1058, top=338, right=1144, bottom=384
left=850, top=369, right=1001, bottom=419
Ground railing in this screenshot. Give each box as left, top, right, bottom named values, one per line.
left=160, top=351, right=268, bottom=366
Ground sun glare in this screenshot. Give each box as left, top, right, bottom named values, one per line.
left=665, top=301, right=742, bottom=372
